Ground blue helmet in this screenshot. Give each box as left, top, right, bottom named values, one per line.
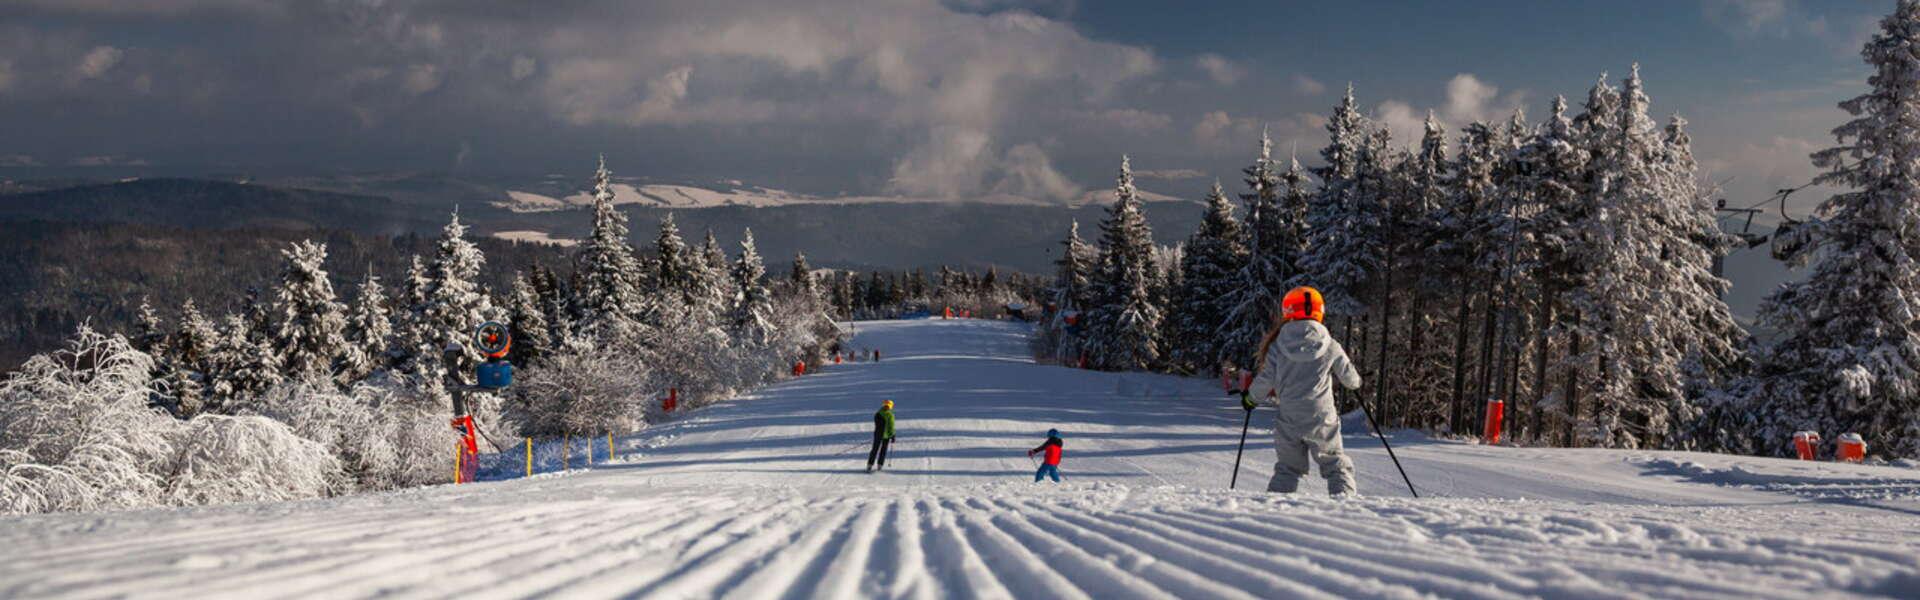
left=1047, top=428, right=1060, bottom=438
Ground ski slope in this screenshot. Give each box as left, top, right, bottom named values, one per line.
left=4, top=319, right=1920, bottom=599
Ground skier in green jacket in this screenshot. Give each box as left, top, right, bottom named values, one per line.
left=867, top=400, right=896, bottom=473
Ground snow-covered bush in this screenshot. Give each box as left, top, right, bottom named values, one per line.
left=162, top=414, right=342, bottom=505
left=508, top=343, right=654, bottom=437
left=0, top=327, right=176, bottom=514
left=253, top=376, right=466, bottom=490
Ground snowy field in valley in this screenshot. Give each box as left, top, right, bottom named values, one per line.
left=3, top=319, right=1918, bottom=599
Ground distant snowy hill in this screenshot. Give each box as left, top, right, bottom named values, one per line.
left=493, top=181, right=1196, bottom=213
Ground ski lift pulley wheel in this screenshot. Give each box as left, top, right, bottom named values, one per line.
left=475, top=321, right=512, bottom=359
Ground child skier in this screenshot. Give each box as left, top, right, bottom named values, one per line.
left=1027, top=428, right=1064, bottom=482
left=867, top=400, right=896, bottom=473
left=1247, top=286, right=1362, bottom=495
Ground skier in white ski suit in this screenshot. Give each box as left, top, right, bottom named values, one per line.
left=1247, top=286, right=1362, bottom=495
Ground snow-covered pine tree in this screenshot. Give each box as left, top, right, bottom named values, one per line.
left=729, top=229, right=774, bottom=344
left=1740, top=1, right=1920, bottom=459
left=575, top=156, right=647, bottom=345
left=166, top=300, right=218, bottom=417
left=133, top=299, right=166, bottom=356
left=506, top=274, right=551, bottom=366
left=1391, top=112, right=1457, bottom=427
left=789, top=252, right=819, bottom=301
left=1563, top=65, right=1741, bottom=449
left=417, top=212, right=496, bottom=388
left=207, top=314, right=284, bottom=413
left=240, top=286, right=271, bottom=345
left=1511, top=96, right=1591, bottom=442
left=270, top=240, right=350, bottom=386
left=1035, top=221, right=1098, bottom=362
left=1084, top=155, right=1164, bottom=371
left=654, top=213, right=699, bottom=309
left=1438, top=120, right=1504, bottom=433
left=698, top=229, right=734, bottom=320
left=1170, top=181, right=1248, bottom=373
left=1301, top=88, right=1384, bottom=325
left=1222, top=130, right=1297, bottom=368
left=1651, top=113, right=1749, bottom=450
left=340, top=272, right=391, bottom=383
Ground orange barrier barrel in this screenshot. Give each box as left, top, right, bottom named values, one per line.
left=1793, top=431, right=1820, bottom=460
left=1837, top=433, right=1866, bottom=463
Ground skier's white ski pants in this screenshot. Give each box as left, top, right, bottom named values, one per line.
left=1269, top=412, right=1355, bottom=495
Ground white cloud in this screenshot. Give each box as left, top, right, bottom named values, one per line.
left=1192, top=110, right=1323, bottom=157
left=1071, top=108, right=1173, bottom=135
left=510, top=55, right=537, bottom=81
left=1195, top=53, right=1244, bottom=86
left=993, top=142, right=1080, bottom=201
left=76, top=45, right=121, bottom=79
left=1290, top=73, right=1326, bottom=96
left=1700, top=0, right=1790, bottom=35
left=1376, top=73, right=1529, bottom=147
left=402, top=63, right=441, bottom=95
left=1133, top=168, right=1206, bottom=180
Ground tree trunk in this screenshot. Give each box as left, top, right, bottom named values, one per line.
left=1531, top=295, right=1554, bottom=443
left=1564, top=310, right=1582, bottom=448
left=1448, top=291, right=1473, bottom=435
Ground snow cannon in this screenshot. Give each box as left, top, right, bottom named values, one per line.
left=474, top=321, right=513, bottom=389
left=662, top=387, right=678, bottom=413
left=1793, top=431, right=1821, bottom=461
left=1837, top=433, right=1866, bottom=463
left=1483, top=399, right=1505, bottom=445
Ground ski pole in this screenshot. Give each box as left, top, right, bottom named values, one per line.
left=1357, top=392, right=1419, bottom=498
left=1230, top=394, right=1254, bottom=490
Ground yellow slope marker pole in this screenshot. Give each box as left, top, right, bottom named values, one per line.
left=607, top=433, right=615, bottom=460
left=525, top=437, right=533, bottom=478
left=454, top=443, right=462, bottom=484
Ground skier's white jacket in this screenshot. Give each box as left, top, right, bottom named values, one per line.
left=1250, top=319, right=1361, bottom=417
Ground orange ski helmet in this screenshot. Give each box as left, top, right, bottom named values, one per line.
left=1281, top=286, right=1324, bottom=323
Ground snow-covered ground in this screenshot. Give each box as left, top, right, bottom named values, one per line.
left=4, top=319, right=1919, bottom=599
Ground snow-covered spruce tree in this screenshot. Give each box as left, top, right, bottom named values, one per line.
left=1169, top=181, right=1248, bottom=374
left=270, top=240, right=350, bottom=386
left=530, top=264, right=575, bottom=349
left=729, top=229, right=775, bottom=345
left=789, top=252, right=820, bottom=301
left=1437, top=120, right=1504, bottom=433
left=133, top=299, right=166, bottom=356
left=207, top=314, right=284, bottom=413
left=1034, top=220, right=1098, bottom=362
left=1301, top=87, right=1384, bottom=331
left=1389, top=112, right=1458, bottom=427
left=1510, top=96, right=1591, bottom=442
left=654, top=213, right=701, bottom=310
left=1084, top=155, right=1164, bottom=371
left=415, top=212, right=497, bottom=391
left=340, top=273, right=392, bottom=383
left=1221, top=130, right=1294, bottom=369
left=1739, top=1, right=1920, bottom=459
left=1653, top=113, right=1749, bottom=450
left=168, top=299, right=219, bottom=416
left=389, top=255, right=434, bottom=372
left=505, top=275, right=550, bottom=367
left=575, top=156, right=648, bottom=346
left=698, top=229, right=735, bottom=318
left=1562, top=65, right=1742, bottom=449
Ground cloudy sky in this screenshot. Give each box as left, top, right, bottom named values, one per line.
left=0, top=0, right=1893, bottom=214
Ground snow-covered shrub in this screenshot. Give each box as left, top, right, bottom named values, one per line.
left=254, top=376, right=465, bottom=490
left=162, top=414, right=342, bottom=505
left=509, top=343, right=653, bottom=437
left=0, top=327, right=176, bottom=514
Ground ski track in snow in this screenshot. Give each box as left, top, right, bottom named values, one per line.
left=3, top=319, right=1920, bottom=599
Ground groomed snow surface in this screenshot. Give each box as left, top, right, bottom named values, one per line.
left=5, top=319, right=1919, bottom=599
